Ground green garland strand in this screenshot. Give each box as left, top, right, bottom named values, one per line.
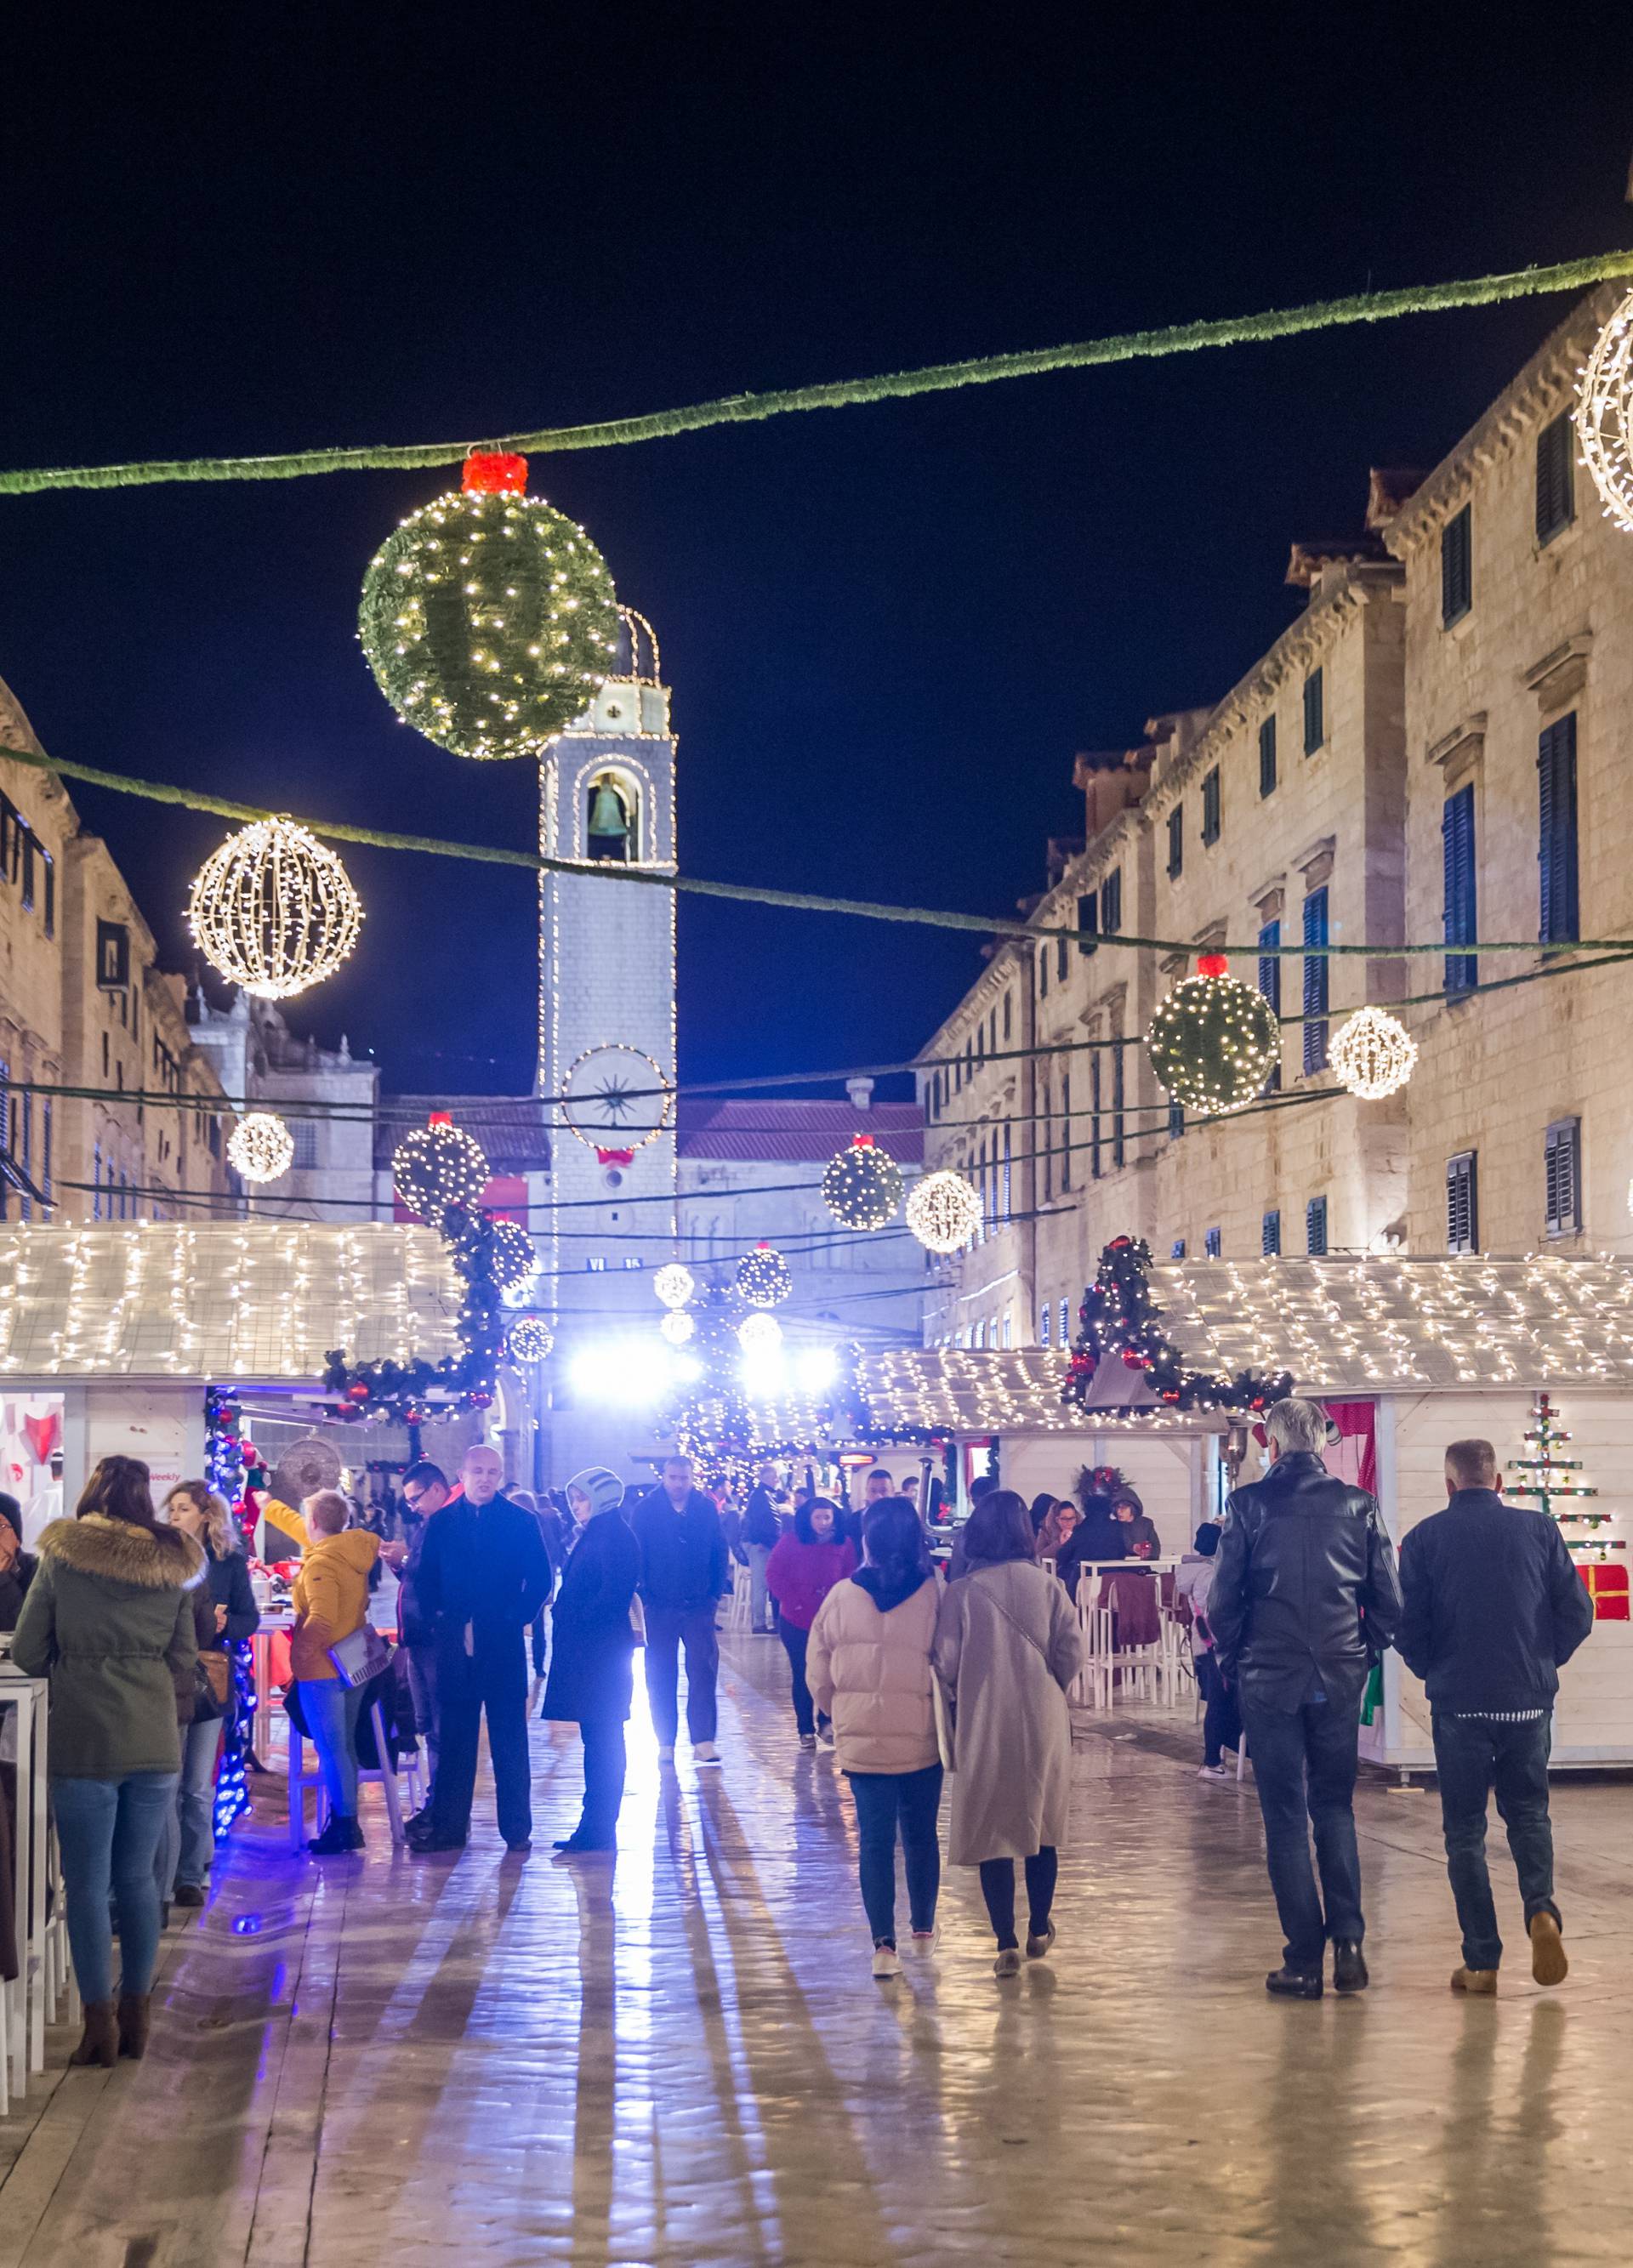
left=5, top=739, right=1630, bottom=961
left=3, top=251, right=1631, bottom=496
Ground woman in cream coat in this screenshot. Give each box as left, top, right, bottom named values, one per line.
left=807, top=1498, right=942, bottom=1980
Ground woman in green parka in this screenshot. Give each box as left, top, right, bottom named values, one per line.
left=11, top=1455, right=203, bottom=2067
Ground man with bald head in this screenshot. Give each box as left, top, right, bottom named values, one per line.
left=407, top=1444, right=551, bottom=1855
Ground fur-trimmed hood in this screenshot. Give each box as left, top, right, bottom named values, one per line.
left=37, top=1514, right=205, bottom=1591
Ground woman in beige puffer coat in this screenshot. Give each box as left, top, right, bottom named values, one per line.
left=807, top=1499, right=943, bottom=1980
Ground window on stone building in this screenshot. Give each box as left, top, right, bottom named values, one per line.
left=1204, top=1226, right=1221, bottom=1259
left=1259, top=715, right=1277, bottom=799
left=1170, top=1239, right=1186, bottom=1259
left=1258, top=920, right=1283, bottom=1093
left=1538, top=713, right=1579, bottom=945
left=1111, top=1030, right=1126, bottom=1168
left=1059, top=1297, right=1070, bottom=1346
left=1442, top=503, right=1473, bottom=627
left=1536, top=414, right=1575, bottom=545
left=1303, top=668, right=1324, bottom=754
left=1077, top=891, right=1098, bottom=958
left=1042, top=1079, right=1053, bottom=1202
left=1056, top=931, right=1069, bottom=983
left=42, top=1100, right=52, bottom=1203
left=1442, top=783, right=1478, bottom=995
left=1446, top=1151, right=1478, bottom=1254
left=1262, top=1208, right=1281, bottom=1255
left=291, top=1121, right=319, bottom=1171
left=1101, top=868, right=1123, bottom=935
left=18, top=1094, right=31, bottom=1222
left=1061, top=1073, right=1073, bottom=1191
left=1201, top=768, right=1221, bottom=846
left=1002, top=1314, right=1012, bottom=1348
left=20, top=833, right=36, bottom=914
left=92, top=1140, right=102, bottom=1221
left=42, top=851, right=54, bottom=940
left=1168, top=1100, right=1185, bottom=1140
left=1090, top=1053, right=1102, bottom=1180
left=1545, top=1118, right=1582, bottom=1238
left=1166, top=806, right=1183, bottom=878
left=1301, top=889, right=1329, bottom=1073
left=1038, top=946, right=1048, bottom=1000
left=1039, top=1301, right=1051, bottom=1347
left=1306, top=1197, right=1329, bottom=1256
left=208, top=1116, right=222, bottom=1159
left=1003, top=989, right=1013, bottom=1040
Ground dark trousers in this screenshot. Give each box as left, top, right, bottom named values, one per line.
left=1431, top=1712, right=1558, bottom=1971
left=1241, top=1694, right=1364, bottom=1970
left=530, top=1610, right=548, bottom=1678
left=779, top=1623, right=828, bottom=1739
left=849, top=1764, right=943, bottom=1946
left=644, top=1604, right=719, bottom=1746
left=978, top=1848, right=1059, bottom=1949
left=430, top=1640, right=532, bottom=1846
left=1197, top=1653, right=1242, bottom=1766
left=577, top=1714, right=628, bottom=1845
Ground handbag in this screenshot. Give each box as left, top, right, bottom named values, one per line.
left=931, top=1672, right=957, bottom=1773
left=202, top=1648, right=233, bottom=1707
left=327, top=1623, right=395, bottom=1690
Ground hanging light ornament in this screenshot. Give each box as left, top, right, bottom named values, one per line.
left=660, top=1308, right=696, bottom=1347
left=188, top=819, right=363, bottom=1000
left=507, top=1316, right=554, bottom=1364
left=357, top=450, right=622, bottom=759
left=227, top=1111, right=295, bottom=1184
left=490, top=1219, right=538, bottom=1292
left=906, top=1168, right=983, bottom=1254
left=737, top=1311, right=782, bottom=1355
left=821, top=1133, right=903, bottom=1231
left=654, top=1263, right=695, bottom=1310
left=1147, top=953, right=1281, bottom=1114
left=735, top=1242, right=793, bottom=1308
left=1575, top=293, right=1633, bottom=533
left=392, top=1118, right=490, bottom=1229
left=1329, top=1005, right=1418, bottom=1100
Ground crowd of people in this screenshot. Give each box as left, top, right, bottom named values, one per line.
left=0, top=1390, right=1598, bottom=2066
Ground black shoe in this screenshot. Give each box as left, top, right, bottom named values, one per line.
left=407, top=1833, right=468, bottom=1855
left=504, top=1839, right=532, bottom=1856
left=174, top=1883, right=207, bottom=1909
left=1266, top=1964, right=1323, bottom=1999
left=553, top=1833, right=617, bottom=1855
left=1332, top=1940, right=1369, bottom=1994
left=308, top=1816, right=364, bottom=1856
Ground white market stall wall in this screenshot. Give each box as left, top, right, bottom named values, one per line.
left=998, top=1429, right=1213, bottom=1555
left=1371, top=1385, right=1633, bottom=1771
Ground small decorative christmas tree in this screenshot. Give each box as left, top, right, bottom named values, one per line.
left=1506, top=1392, right=1620, bottom=1561
left=1061, top=1236, right=1291, bottom=1415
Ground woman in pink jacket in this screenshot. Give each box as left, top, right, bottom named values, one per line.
left=807, top=1499, right=942, bottom=1980
left=765, top=1497, right=856, bottom=1751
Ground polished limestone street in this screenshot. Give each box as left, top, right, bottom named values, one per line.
left=3, top=1633, right=1628, bottom=2268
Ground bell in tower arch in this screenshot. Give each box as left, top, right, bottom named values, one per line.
left=587, top=770, right=635, bottom=862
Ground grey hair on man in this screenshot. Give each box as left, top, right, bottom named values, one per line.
left=1265, top=1396, right=1329, bottom=1456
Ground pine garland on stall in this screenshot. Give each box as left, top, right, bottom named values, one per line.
left=1061, top=1236, right=1293, bottom=1413
left=322, top=1202, right=509, bottom=1423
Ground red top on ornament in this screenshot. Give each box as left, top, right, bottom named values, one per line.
left=850, top=1133, right=876, bottom=1150
left=463, top=451, right=528, bottom=495
left=1197, top=952, right=1230, bottom=979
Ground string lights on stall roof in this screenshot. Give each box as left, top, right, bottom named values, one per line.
left=227, top=1111, right=295, bottom=1184
left=188, top=818, right=363, bottom=1000
left=1329, top=1006, right=1418, bottom=1100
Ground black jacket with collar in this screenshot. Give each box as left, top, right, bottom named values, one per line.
left=629, top=1486, right=729, bottom=1613
left=542, top=1509, right=642, bottom=1724
left=1398, top=1487, right=1593, bottom=1714
left=1209, top=1452, right=1403, bottom=1713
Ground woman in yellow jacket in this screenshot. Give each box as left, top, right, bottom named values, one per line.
left=291, top=1491, right=380, bottom=1855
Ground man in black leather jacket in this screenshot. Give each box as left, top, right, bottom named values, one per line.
left=1210, top=1397, right=1403, bottom=1999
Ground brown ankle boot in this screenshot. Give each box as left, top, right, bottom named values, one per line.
left=117, top=1992, right=152, bottom=2060
left=70, top=1999, right=120, bottom=2068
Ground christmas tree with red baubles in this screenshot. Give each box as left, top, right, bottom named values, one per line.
left=1506, top=1391, right=1626, bottom=1618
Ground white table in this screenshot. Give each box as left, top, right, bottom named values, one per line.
left=0, top=1663, right=49, bottom=2095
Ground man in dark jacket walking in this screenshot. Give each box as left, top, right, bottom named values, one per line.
left=1398, top=1437, right=1592, bottom=1994
left=407, top=1447, right=551, bottom=1853
left=1210, top=1396, right=1403, bottom=1999
left=740, top=1464, right=782, bottom=1634
left=632, top=1454, right=729, bottom=1764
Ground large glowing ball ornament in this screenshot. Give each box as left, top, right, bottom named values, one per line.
left=392, top=1119, right=490, bottom=1230
left=488, top=1219, right=538, bottom=1292
left=1329, top=1005, right=1418, bottom=1101
left=189, top=819, right=362, bottom=1000
left=358, top=451, right=622, bottom=759
left=227, top=1111, right=295, bottom=1184
left=654, top=1263, right=695, bottom=1310
left=1147, top=953, right=1282, bottom=1114
left=735, top=1242, right=793, bottom=1308
left=737, top=1311, right=783, bottom=1356
left=507, top=1316, right=554, bottom=1363
left=659, top=1309, right=696, bottom=1346
left=906, top=1169, right=983, bottom=1253
left=821, top=1133, right=904, bottom=1231
left=1576, top=293, right=1633, bottom=534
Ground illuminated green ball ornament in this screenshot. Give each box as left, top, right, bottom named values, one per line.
left=821, top=1134, right=903, bottom=1231
left=358, top=451, right=622, bottom=759
left=1147, top=952, right=1281, bottom=1114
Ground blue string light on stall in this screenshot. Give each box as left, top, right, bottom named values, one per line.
left=205, top=1384, right=256, bottom=1835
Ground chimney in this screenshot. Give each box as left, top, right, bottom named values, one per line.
left=846, top=1077, right=874, bottom=1112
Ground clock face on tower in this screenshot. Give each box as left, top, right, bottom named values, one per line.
left=559, top=1043, right=675, bottom=1152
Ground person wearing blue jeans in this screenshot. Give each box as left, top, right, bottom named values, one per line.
left=54, top=1772, right=180, bottom=2005
left=1238, top=1687, right=1363, bottom=1971
left=849, top=1764, right=943, bottom=1947
left=302, top=1677, right=365, bottom=1820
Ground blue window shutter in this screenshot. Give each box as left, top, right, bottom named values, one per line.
left=1538, top=714, right=1579, bottom=946
left=1204, top=1226, right=1221, bottom=1259
left=1442, top=503, right=1472, bottom=626
left=1303, top=669, right=1323, bottom=754
left=1301, top=890, right=1329, bottom=1073
left=1261, top=1209, right=1281, bottom=1255
left=1443, top=786, right=1477, bottom=993
left=1306, top=1197, right=1329, bottom=1255
left=1101, top=870, right=1122, bottom=935
left=1259, top=717, right=1277, bottom=798
left=1077, top=890, right=1099, bottom=958
left=1167, top=807, right=1183, bottom=877
left=1536, top=415, right=1574, bottom=543
left=1258, top=919, right=1283, bottom=1093
left=1446, top=1151, right=1478, bottom=1253
left=1544, top=1119, right=1581, bottom=1236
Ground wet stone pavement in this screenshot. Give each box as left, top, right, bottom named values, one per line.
left=3, top=1631, right=1632, bottom=2266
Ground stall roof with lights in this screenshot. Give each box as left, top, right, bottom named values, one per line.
left=0, top=1223, right=463, bottom=1380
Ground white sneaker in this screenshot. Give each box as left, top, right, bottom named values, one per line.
left=1197, top=1764, right=1230, bottom=1782
left=816, top=1726, right=836, bottom=1752
left=909, top=1923, right=942, bottom=1953
left=657, top=1743, right=676, bottom=1763
left=872, top=1944, right=902, bottom=1980
left=693, top=1742, right=721, bottom=1766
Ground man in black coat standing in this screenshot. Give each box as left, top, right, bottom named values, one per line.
left=407, top=1446, right=551, bottom=1854
left=1210, top=1396, right=1403, bottom=1999
left=542, top=1466, right=642, bottom=1853
left=631, top=1453, right=729, bottom=1765
left=1399, top=1436, right=1593, bottom=1994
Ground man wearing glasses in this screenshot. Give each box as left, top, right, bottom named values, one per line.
left=381, top=1459, right=456, bottom=1818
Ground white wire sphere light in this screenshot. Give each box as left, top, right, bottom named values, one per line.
left=735, top=1243, right=793, bottom=1308
left=660, top=1308, right=696, bottom=1346
left=508, top=1316, right=554, bottom=1363
left=188, top=819, right=363, bottom=1000
left=906, top=1169, right=983, bottom=1253
left=1329, top=1005, right=1418, bottom=1101
left=737, top=1311, right=782, bottom=1355
left=228, top=1111, right=295, bottom=1184
left=654, top=1263, right=695, bottom=1310
left=1575, top=292, right=1633, bottom=533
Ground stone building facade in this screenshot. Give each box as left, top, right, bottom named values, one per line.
left=918, top=288, right=1633, bottom=1342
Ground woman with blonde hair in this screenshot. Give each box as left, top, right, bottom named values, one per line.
left=161, top=1482, right=259, bottom=1904
left=290, top=1489, right=379, bottom=1855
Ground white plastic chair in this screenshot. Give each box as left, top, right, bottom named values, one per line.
left=725, top=1573, right=753, bottom=1633
left=1071, top=1601, right=1114, bottom=1710
left=290, top=1699, right=421, bottom=1850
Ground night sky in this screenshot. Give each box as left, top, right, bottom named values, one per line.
left=4, top=9, right=1631, bottom=1099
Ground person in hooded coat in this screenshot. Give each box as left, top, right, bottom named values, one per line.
left=934, top=1489, right=1084, bottom=1977
left=542, top=1467, right=642, bottom=1855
